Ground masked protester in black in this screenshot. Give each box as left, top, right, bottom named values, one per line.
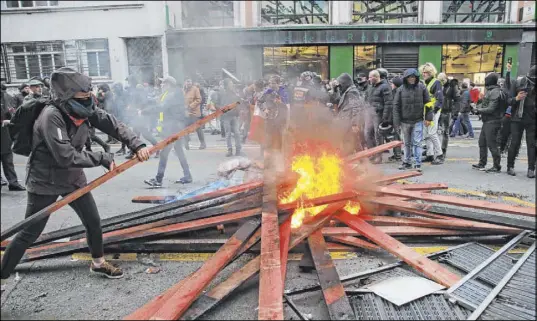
left=1, top=83, right=25, bottom=191
left=506, top=65, right=536, bottom=178
left=472, top=73, right=507, bottom=173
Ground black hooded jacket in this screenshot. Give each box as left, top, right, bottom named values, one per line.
left=508, top=66, right=536, bottom=122
left=393, top=69, right=432, bottom=127
left=336, top=73, right=361, bottom=127
left=442, top=79, right=461, bottom=115
left=477, top=73, right=506, bottom=123
left=27, top=67, right=144, bottom=195
left=366, top=79, right=393, bottom=122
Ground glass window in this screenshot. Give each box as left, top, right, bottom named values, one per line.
left=352, top=1, right=418, bottom=24
left=354, top=46, right=378, bottom=77
left=263, top=46, right=329, bottom=80
left=261, top=1, right=329, bottom=25
left=21, top=1, right=33, bottom=7
left=442, top=1, right=506, bottom=23
left=441, top=44, right=504, bottom=87
left=6, top=1, right=19, bottom=8
left=182, top=1, right=234, bottom=28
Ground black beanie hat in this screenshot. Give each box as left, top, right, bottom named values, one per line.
left=392, top=76, right=403, bottom=88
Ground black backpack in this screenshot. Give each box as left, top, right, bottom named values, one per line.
left=8, top=97, right=50, bottom=156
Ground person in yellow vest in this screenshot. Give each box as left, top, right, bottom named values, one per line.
left=419, top=63, right=444, bottom=165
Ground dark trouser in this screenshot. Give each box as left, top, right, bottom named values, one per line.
left=508, top=120, right=536, bottom=171
left=479, top=121, right=502, bottom=169
left=499, top=116, right=512, bottom=153
left=1, top=152, right=18, bottom=185
left=156, top=127, right=191, bottom=182
left=220, top=118, right=226, bottom=137
left=1, top=192, right=103, bottom=280
left=439, top=112, right=451, bottom=154
left=390, top=129, right=402, bottom=158
left=185, top=116, right=206, bottom=146
left=223, top=117, right=242, bottom=152
left=364, top=109, right=382, bottom=150
left=134, top=125, right=158, bottom=146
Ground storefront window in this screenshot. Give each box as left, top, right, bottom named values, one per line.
left=352, top=1, right=418, bottom=24
left=441, top=44, right=504, bottom=87
left=182, top=1, right=234, bottom=28
left=442, top=0, right=506, bottom=23
left=263, top=46, right=329, bottom=80
left=261, top=1, right=329, bottom=25
left=354, top=46, right=378, bottom=77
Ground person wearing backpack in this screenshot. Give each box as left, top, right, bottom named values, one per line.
left=0, top=67, right=151, bottom=289
left=1, top=83, right=25, bottom=191
left=472, top=73, right=507, bottom=173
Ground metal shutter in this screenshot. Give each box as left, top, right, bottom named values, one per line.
left=380, top=45, right=419, bottom=74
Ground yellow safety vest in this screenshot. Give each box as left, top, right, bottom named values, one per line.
left=423, top=78, right=440, bottom=125
left=157, top=91, right=168, bottom=133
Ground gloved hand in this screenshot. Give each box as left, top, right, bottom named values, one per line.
left=100, top=152, right=115, bottom=170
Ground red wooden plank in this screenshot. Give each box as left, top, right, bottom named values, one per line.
left=322, top=226, right=500, bottom=237
left=148, top=219, right=261, bottom=320
left=395, top=183, right=448, bottom=191
left=308, top=230, right=355, bottom=320
left=279, top=217, right=292, bottom=290
left=364, top=186, right=536, bottom=217
left=345, top=141, right=403, bottom=163
left=278, top=191, right=357, bottom=211
left=1, top=102, right=241, bottom=242
left=371, top=171, right=422, bottom=185
left=336, top=211, right=460, bottom=287
left=365, top=198, right=456, bottom=220
left=328, top=235, right=380, bottom=251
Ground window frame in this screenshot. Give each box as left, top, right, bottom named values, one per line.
left=260, top=0, right=330, bottom=25
left=5, top=41, right=64, bottom=81
left=4, top=1, right=58, bottom=8
left=441, top=0, right=507, bottom=24
left=351, top=0, right=419, bottom=24
left=80, top=39, right=111, bottom=79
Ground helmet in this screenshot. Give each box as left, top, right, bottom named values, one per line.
left=378, top=122, right=393, bottom=137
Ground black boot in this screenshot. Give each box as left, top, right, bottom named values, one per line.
left=431, top=156, right=444, bottom=165
left=507, top=167, right=516, bottom=176
left=423, top=155, right=434, bottom=163
left=528, top=169, right=536, bottom=179
left=8, top=182, right=26, bottom=191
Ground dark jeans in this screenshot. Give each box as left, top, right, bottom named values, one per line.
left=451, top=113, right=471, bottom=137
left=508, top=120, right=536, bottom=171
left=1, top=152, right=18, bottom=185
left=1, top=192, right=103, bottom=279
left=220, top=118, right=226, bottom=137
left=223, top=117, right=242, bottom=152
left=156, top=127, right=191, bottom=182
left=185, top=116, right=206, bottom=146
left=499, top=116, right=512, bottom=153
left=479, top=121, right=502, bottom=169
left=439, top=112, right=451, bottom=153
left=364, top=109, right=382, bottom=150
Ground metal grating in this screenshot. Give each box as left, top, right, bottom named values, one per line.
left=350, top=293, right=468, bottom=320
left=479, top=251, right=536, bottom=320
left=450, top=279, right=493, bottom=310
left=438, top=243, right=515, bottom=286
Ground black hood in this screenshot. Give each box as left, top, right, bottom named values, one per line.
left=402, top=68, right=420, bottom=86
left=337, top=73, right=354, bottom=93
left=50, top=67, right=92, bottom=104
left=485, top=73, right=499, bottom=87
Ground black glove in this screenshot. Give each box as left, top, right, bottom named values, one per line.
left=100, top=152, right=115, bottom=170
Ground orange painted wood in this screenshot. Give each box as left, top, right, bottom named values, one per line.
left=346, top=141, right=403, bottom=163
left=279, top=217, right=292, bottom=290
left=329, top=235, right=380, bottom=251
left=371, top=171, right=422, bottom=185
left=336, top=211, right=460, bottom=287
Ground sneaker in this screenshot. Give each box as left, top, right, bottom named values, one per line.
left=175, top=176, right=192, bottom=184
left=90, top=261, right=124, bottom=279
left=431, top=156, right=444, bottom=165
left=144, top=178, right=162, bottom=188
left=528, top=169, right=536, bottom=179
left=199, top=143, right=207, bottom=150
left=399, top=163, right=412, bottom=170
left=423, top=155, right=434, bottom=163
left=485, top=166, right=501, bottom=173
left=507, top=168, right=516, bottom=176
left=387, top=155, right=401, bottom=162
left=8, top=183, right=26, bottom=191
left=235, top=149, right=243, bottom=156
left=413, top=165, right=422, bottom=172
left=472, top=164, right=486, bottom=170
left=226, top=150, right=233, bottom=157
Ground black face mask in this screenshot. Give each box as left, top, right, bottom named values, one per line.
left=66, top=97, right=95, bottom=119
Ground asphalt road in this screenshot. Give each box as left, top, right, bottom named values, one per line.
left=1, top=125, right=535, bottom=320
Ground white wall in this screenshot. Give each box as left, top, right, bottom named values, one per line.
left=422, top=1, right=442, bottom=24
left=1, top=1, right=167, bottom=84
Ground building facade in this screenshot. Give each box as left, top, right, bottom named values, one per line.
left=1, top=0, right=169, bottom=89
left=165, top=0, right=536, bottom=87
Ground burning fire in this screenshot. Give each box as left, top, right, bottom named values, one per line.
left=279, top=142, right=361, bottom=229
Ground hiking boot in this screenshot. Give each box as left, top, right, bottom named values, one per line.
left=507, top=167, right=516, bottom=176
left=485, top=166, right=501, bottom=173
left=472, top=163, right=486, bottom=170
left=431, top=156, right=444, bottom=165
left=413, top=165, right=422, bottom=172
left=90, top=261, right=124, bottom=279
left=399, top=163, right=412, bottom=170
left=144, top=178, right=162, bottom=188
left=199, top=143, right=207, bottom=150
left=226, top=149, right=233, bottom=157
left=528, top=169, right=536, bottom=179
left=8, top=183, right=26, bottom=191
left=175, top=176, right=192, bottom=184
left=423, top=155, right=434, bottom=163
left=115, top=148, right=126, bottom=156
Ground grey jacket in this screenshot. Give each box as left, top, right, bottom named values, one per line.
left=336, top=85, right=362, bottom=128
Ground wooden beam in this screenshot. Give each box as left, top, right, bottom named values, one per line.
left=1, top=102, right=241, bottom=242
left=322, top=226, right=501, bottom=237
left=147, top=219, right=261, bottom=320
left=328, top=235, right=380, bottom=251
left=394, top=183, right=448, bottom=191
left=308, top=230, right=355, bottom=320
left=180, top=202, right=346, bottom=320
left=335, top=211, right=460, bottom=287
left=363, top=186, right=536, bottom=217
left=131, top=195, right=175, bottom=204
left=371, top=171, right=422, bottom=185
left=345, top=141, right=403, bottom=163
left=279, top=217, right=292, bottom=290
left=278, top=191, right=357, bottom=212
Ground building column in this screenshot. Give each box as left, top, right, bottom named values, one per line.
left=422, top=0, right=442, bottom=24
left=335, top=1, right=353, bottom=25
left=252, top=0, right=259, bottom=26
left=233, top=0, right=241, bottom=27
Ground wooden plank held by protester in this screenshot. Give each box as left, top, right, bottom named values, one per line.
left=0, top=102, right=240, bottom=242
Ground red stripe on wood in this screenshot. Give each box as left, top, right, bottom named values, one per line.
left=279, top=217, right=292, bottom=289
left=346, top=141, right=403, bottom=163
left=336, top=211, right=460, bottom=287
